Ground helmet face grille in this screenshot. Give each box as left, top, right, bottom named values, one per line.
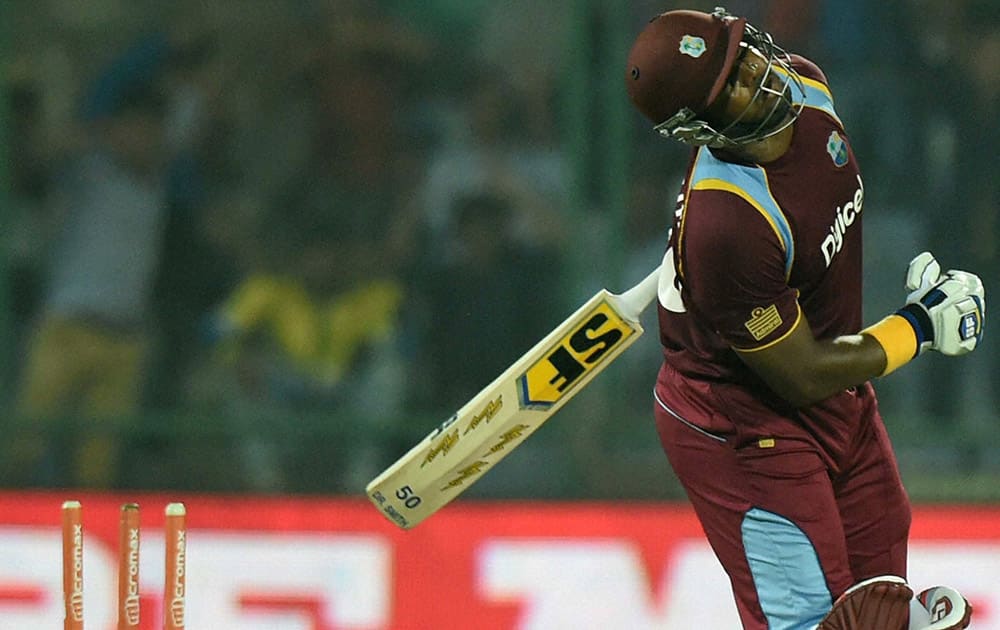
left=709, top=24, right=805, bottom=147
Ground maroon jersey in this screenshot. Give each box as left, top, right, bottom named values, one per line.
left=655, top=56, right=870, bottom=466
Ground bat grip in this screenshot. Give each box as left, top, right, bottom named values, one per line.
left=616, top=265, right=662, bottom=320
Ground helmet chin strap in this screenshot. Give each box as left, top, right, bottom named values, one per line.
left=716, top=86, right=798, bottom=146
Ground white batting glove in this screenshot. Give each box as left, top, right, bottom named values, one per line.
left=897, top=253, right=985, bottom=356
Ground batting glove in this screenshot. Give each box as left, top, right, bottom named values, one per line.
left=862, top=252, right=985, bottom=374
left=896, top=252, right=985, bottom=356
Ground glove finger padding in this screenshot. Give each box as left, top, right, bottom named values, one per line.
left=818, top=576, right=913, bottom=630
left=905, top=252, right=942, bottom=301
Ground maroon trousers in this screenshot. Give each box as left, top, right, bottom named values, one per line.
left=654, top=364, right=911, bottom=629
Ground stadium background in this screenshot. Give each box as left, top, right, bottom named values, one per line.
left=0, top=1, right=998, bottom=628
left=0, top=1, right=997, bottom=503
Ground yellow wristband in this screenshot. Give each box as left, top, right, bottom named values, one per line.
left=861, top=314, right=918, bottom=376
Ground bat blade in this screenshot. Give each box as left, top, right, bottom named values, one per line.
left=366, top=267, right=661, bottom=529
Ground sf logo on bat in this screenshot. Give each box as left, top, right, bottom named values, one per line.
left=517, top=300, right=637, bottom=410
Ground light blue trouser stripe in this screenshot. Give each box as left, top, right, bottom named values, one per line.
left=742, top=508, right=831, bottom=630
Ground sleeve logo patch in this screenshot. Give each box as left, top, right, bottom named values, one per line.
left=745, top=305, right=783, bottom=341
left=826, top=131, right=849, bottom=167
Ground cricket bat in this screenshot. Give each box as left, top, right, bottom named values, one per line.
left=366, top=265, right=662, bottom=529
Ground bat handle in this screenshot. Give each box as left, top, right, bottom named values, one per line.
left=616, top=265, right=662, bottom=320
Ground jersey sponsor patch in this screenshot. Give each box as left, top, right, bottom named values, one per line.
left=820, top=174, right=865, bottom=267
left=744, top=304, right=783, bottom=341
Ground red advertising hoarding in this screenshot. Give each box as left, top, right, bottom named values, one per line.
left=1, top=492, right=998, bottom=629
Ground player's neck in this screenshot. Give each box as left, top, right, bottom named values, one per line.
left=714, top=123, right=795, bottom=165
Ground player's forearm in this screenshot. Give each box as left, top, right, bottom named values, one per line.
left=736, top=311, right=894, bottom=407
left=827, top=333, right=891, bottom=380
left=770, top=334, right=888, bottom=407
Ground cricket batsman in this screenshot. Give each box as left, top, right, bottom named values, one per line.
left=625, top=7, right=984, bottom=629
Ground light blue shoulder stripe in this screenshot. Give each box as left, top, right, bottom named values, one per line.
left=798, top=78, right=841, bottom=126
left=690, top=148, right=795, bottom=278
left=773, top=65, right=841, bottom=126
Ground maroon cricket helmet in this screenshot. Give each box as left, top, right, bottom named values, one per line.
left=625, top=9, right=747, bottom=126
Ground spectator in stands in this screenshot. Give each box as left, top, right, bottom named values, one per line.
left=897, top=0, right=999, bottom=425
left=8, top=23, right=221, bottom=489
left=11, top=77, right=170, bottom=489
left=924, top=3, right=1000, bottom=424
left=409, top=190, right=558, bottom=412
left=195, top=208, right=409, bottom=492
left=417, top=70, right=569, bottom=268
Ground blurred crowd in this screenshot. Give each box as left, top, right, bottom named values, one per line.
left=1, top=0, right=997, bottom=497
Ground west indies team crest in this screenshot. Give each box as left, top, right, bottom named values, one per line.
left=827, top=131, right=849, bottom=167
left=679, top=35, right=707, bottom=58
